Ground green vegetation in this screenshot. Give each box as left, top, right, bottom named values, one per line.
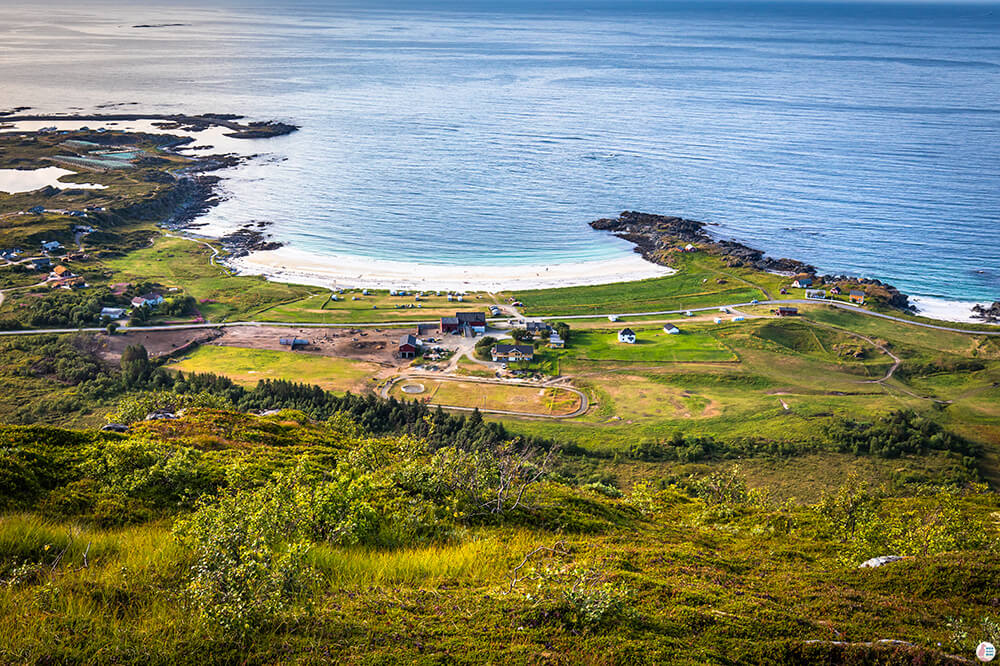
left=255, top=289, right=493, bottom=325
left=102, top=236, right=311, bottom=321
left=568, top=326, right=736, bottom=363
left=3, top=126, right=1000, bottom=664
left=168, top=345, right=380, bottom=393
left=514, top=253, right=765, bottom=317
left=0, top=409, right=998, bottom=663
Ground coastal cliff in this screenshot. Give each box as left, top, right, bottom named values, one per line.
left=592, top=211, right=913, bottom=311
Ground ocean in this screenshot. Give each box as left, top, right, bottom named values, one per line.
left=1, top=0, right=998, bottom=309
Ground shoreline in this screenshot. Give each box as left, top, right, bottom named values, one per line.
left=3, top=113, right=991, bottom=323
left=225, top=244, right=676, bottom=292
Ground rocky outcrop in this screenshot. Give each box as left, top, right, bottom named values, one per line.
left=591, top=210, right=815, bottom=274
left=972, top=301, right=1000, bottom=323
left=220, top=227, right=283, bottom=257
left=590, top=210, right=913, bottom=311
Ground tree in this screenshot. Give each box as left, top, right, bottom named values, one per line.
left=106, top=321, right=119, bottom=336
left=554, top=322, right=571, bottom=344
left=511, top=328, right=532, bottom=343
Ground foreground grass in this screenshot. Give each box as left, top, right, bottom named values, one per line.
left=1, top=499, right=997, bottom=664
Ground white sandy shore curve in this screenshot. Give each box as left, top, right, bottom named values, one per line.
left=227, top=245, right=675, bottom=291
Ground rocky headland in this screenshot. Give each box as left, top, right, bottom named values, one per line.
left=592, top=210, right=913, bottom=311
left=972, top=302, right=1000, bottom=323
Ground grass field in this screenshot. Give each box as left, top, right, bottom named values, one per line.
left=256, top=290, right=494, bottom=325
left=103, top=236, right=312, bottom=321
left=568, top=326, right=736, bottom=363
left=390, top=378, right=581, bottom=415
left=513, top=254, right=767, bottom=317
left=168, top=345, right=380, bottom=393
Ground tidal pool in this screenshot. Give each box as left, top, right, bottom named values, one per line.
left=0, top=166, right=106, bottom=194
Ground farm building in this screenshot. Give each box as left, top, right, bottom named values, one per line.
left=491, top=344, right=534, bottom=363
left=457, top=311, right=487, bottom=335
left=776, top=306, right=799, bottom=317
left=398, top=334, right=419, bottom=359
left=663, top=325, right=681, bottom=335
left=617, top=328, right=636, bottom=344
left=441, top=312, right=486, bottom=335
left=849, top=290, right=866, bottom=305
left=279, top=338, right=310, bottom=350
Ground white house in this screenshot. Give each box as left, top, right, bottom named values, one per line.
left=663, top=325, right=681, bottom=335
left=617, top=327, right=636, bottom=344
left=100, top=307, right=127, bottom=320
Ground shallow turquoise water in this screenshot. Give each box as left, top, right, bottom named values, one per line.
left=0, top=1, right=997, bottom=303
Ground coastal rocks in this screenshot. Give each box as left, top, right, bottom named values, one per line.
left=1, top=112, right=299, bottom=140
left=590, top=210, right=815, bottom=274
left=972, top=301, right=1000, bottom=322
left=219, top=227, right=283, bottom=257
left=590, top=210, right=913, bottom=311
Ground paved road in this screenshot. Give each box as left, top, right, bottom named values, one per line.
left=1, top=298, right=997, bottom=337
left=539, top=299, right=1000, bottom=336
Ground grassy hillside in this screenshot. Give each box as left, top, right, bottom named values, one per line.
left=0, top=410, right=997, bottom=664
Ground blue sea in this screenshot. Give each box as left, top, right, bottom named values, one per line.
left=1, top=0, right=998, bottom=307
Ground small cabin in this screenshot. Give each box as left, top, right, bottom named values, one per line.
left=776, top=307, right=799, bottom=317
left=663, top=325, right=681, bottom=335
left=617, top=328, right=636, bottom=344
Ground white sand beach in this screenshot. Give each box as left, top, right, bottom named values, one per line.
left=227, top=245, right=675, bottom=291
left=909, top=295, right=999, bottom=325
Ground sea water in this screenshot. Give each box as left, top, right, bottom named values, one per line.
left=0, top=0, right=997, bottom=308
